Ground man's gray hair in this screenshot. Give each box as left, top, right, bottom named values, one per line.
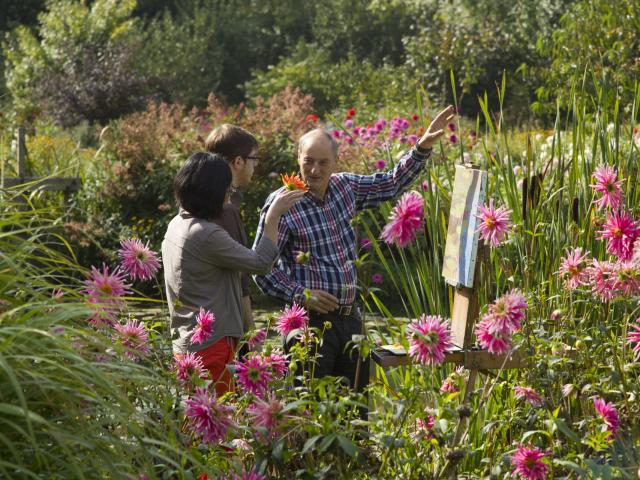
left=298, top=129, right=339, bottom=158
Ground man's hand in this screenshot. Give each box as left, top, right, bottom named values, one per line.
left=418, top=105, right=456, bottom=149
left=305, top=289, right=339, bottom=314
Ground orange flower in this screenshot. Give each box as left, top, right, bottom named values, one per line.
left=281, top=172, right=308, bottom=191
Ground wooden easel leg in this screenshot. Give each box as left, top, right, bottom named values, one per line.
left=444, top=369, right=478, bottom=479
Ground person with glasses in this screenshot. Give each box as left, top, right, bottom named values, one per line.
left=205, top=125, right=261, bottom=342
left=162, top=152, right=303, bottom=396
left=253, top=106, right=455, bottom=414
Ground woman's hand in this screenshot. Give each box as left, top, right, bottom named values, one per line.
left=267, top=189, right=305, bottom=218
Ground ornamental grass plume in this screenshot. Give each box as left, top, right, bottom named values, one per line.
left=483, top=290, right=527, bottom=334
left=380, top=191, right=424, bottom=248
left=593, top=397, right=619, bottom=435
left=476, top=199, right=512, bottom=247
left=114, top=319, right=150, bottom=361
left=235, top=354, right=272, bottom=397
left=474, top=319, right=511, bottom=354
left=191, top=307, right=215, bottom=345
left=183, top=387, right=234, bottom=445
left=281, top=172, right=308, bottom=191
left=83, top=264, right=131, bottom=306
left=274, top=303, right=309, bottom=337
left=598, top=210, right=640, bottom=261
left=514, top=386, right=544, bottom=407
left=591, top=165, right=625, bottom=211
left=118, top=238, right=161, bottom=281
left=511, top=444, right=550, bottom=480
left=175, top=352, right=206, bottom=384
left=406, top=314, right=454, bottom=365
left=558, top=247, right=590, bottom=290
left=627, top=319, right=640, bottom=361
left=246, top=393, right=286, bottom=440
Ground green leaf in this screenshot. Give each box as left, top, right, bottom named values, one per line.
left=302, top=434, right=322, bottom=454
left=336, top=434, right=357, bottom=458
left=318, top=434, right=336, bottom=452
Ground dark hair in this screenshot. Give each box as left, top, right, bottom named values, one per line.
left=173, top=152, right=232, bottom=219
left=204, top=124, right=258, bottom=160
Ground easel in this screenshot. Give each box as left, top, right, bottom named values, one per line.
left=1, top=127, right=81, bottom=204
left=372, top=164, right=525, bottom=478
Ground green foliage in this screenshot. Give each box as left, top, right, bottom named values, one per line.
left=3, top=0, right=153, bottom=126
left=245, top=42, right=418, bottom=114
left=404, top=0, right=571, bottom=120
left=534, top=0, right=640, bottom=116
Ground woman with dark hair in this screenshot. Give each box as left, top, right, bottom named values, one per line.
left=162, top=152, right=303, bottom=395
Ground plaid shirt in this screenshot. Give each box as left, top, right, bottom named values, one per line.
left=253, top=146, right=432, bottom=305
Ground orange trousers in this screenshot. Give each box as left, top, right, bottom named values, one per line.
left=193, top=337, right=237, bottom=397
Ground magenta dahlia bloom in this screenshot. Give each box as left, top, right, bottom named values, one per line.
left=191, top=307, right=215, bottom=345
left=118, top=238, right=161, bottom=281
left=380, top=191, right=424, bottom=248
left=628, top=319, right=640, bottom=361
left=246, top=394, right=286, bottom=440
left=593, top=397, right=619, bottom=435
left=514, top=386, right=544, bottom=407
left=511, top=444, right=550, bottom=480
left=558, top=247, right=590, bottom=290
left=587, top=260, right=618, bottom=300
left=114, top=319, right=150, bottom=361
left=183, top=387, right=234, bottom=444
left=232, top=470, right=266, bottom=480
left=371, top=272, right=383, bottom=284
left=483, top=290, right=527, bottom=334
left=247, top=328, right=267, bottom=351
left=598, top=210, right=640, bottom=261
left=475, top=319, right=511, bottom=354
left=406, top=314, right=454, bottom=365
left=84, top=264, right=131, bottom=306
left=375, top=159, right=386, bottom=170
left=476, top=199, right=512, bottom=247
left=591, top=165, right=624, bottom=211
left=265, top=351, right=288, bottom=379
left=274, top=303, right=309, bottom=338
left=235, top=354, right=272, bottom=397
left=175, top=352, right=206, bottom=384
left=612, top=261, right=640, bottom=296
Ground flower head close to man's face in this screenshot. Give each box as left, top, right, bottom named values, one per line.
left=281, top=172, right=308, bottom=191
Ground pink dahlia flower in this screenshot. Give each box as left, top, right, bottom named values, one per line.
left=611, top=261, right=640, bottom=296
left=514, top=386, right=544, bottom=407
left=511, top=444, right=550, bottom=480
left=475, top=318, right=511, bottom=354
left=114, top=319, right=150, bottom=361
left=476, top=199, right=512, bottom=248
left=235, top=354, right=272, bottom=397
left=406, top=314, right=454, bottom=365
left=598, top=210, right=640, bottom=261
left=558, top=247, right=590, bottom=290
left=191, top=307, right=215, bottom=345
left=274, top=303, right=309, bottom=338
left=593, top=397, right=619, bottom=435
left=628, top=319, right=640, bottom=361
left=247, top=328, right=267, bottom=351
left=183, top=387, right=234, bottom=444
left=371, top=272, right=384, bottom=284
left=175, top=352, right=206, bottom=384
left=118, top=238, right=161, bottom=281
left=591, top=165, right=624, bottom=211
left=483, top=290, right=527, bottom=334
left=440, top=377, right=459, bottom=393
left=265, top=351, right=288, bottom=379
left=246, top=394, right=286, bottom=440
left=587, top=260, right=618, bottom=300
left=380, top=191, right=424, bottom=248
left=83, top=264, right=131, bottom=306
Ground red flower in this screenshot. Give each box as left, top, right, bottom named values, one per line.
left=305, top=113, right=318, bottom=122
left=412, top=114, right=419, bottom=121
left=346, top=108, right=356, bottom=119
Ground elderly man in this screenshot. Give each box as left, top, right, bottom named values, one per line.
left=253, top=106, right=455, bottom=396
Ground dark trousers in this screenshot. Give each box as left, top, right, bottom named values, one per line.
left=287, top=308, right=370, bottom=418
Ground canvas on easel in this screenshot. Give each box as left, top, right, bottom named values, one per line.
left=442, top=165, right=487, bottom=288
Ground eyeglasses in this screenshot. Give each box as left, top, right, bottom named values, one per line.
left=245, top=155, right=261, bottom=163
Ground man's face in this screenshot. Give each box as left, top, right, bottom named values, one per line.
left=234, top=148, right=258, bottom=187
left=298, top=136, right=336, bottom=197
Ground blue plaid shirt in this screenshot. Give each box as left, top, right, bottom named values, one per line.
left=253, top=146, right=432, bottom=305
